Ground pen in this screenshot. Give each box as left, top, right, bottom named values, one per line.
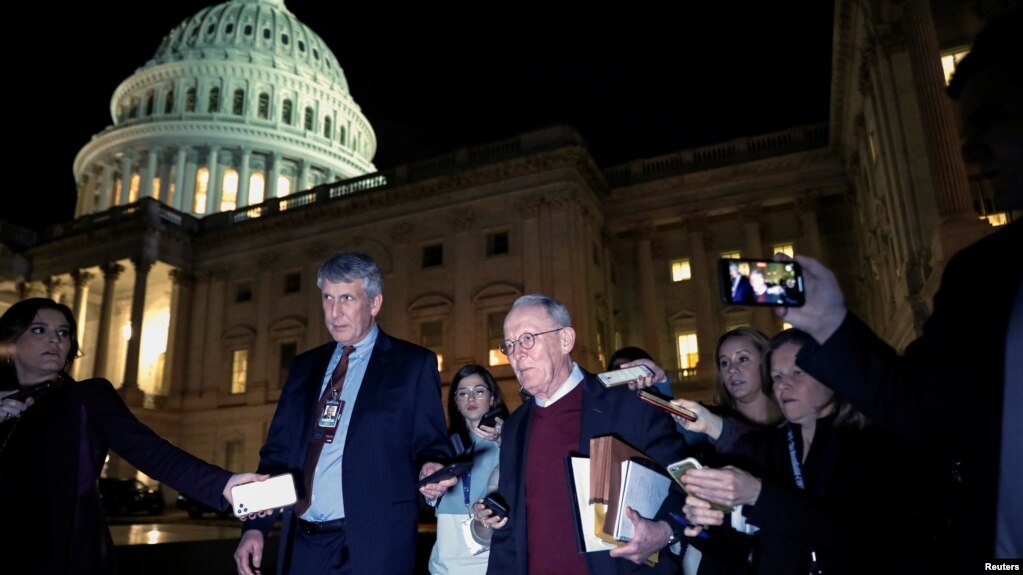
left=669, top=511, right=710, bottom=540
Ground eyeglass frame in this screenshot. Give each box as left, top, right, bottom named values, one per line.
left=454, top=386, right=492, bottom=402
left=498, top=327, right=565, bottom=356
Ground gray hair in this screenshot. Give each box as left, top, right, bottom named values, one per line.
left=316, top=252, right=383, bottom=299
left=510, top=294, right=572, bottom=328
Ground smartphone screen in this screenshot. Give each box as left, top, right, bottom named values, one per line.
left=718, top=258, right=805, bottom=307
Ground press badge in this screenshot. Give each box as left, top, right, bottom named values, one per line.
left=318, top=398, right=344, bottom=430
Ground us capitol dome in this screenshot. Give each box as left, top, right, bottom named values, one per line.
left=73, top=0, right=376, bottom=219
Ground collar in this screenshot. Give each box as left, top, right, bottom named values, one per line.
left=534, top=362, right=583, bottom=408
left=337, top=324, right=379, bottom=359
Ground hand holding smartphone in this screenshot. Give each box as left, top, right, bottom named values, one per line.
left=666, top=458, right=734, bottom=513
left=231, top=473, right=297, bottom=517
left=597, top=365, right=654, bottom=388
left=416, top=460, right=473, bottom=488
left=637, top=389, right=698, bottom=422
left=478, top=407, right=504, bottom=429
left=718, top=258, right=805, bottom=307
left=481, top=493, right=509, bottom=520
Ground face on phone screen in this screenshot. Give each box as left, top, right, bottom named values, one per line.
left=718, top=258, right=805, bottom=307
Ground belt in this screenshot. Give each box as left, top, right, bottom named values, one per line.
left=297, top=518, right=346, bottom=535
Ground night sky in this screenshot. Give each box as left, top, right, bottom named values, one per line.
left=10, top=1, right=834, bottom=230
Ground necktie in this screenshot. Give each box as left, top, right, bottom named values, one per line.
left=295, top=345, right=355, bottom=517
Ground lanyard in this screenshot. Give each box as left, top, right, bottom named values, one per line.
left=461, top=469, right=472, bottom=514
left=786, top=424, right=806, bottom=490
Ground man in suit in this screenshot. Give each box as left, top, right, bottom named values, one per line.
left=484, top=294, right=685, bottom=575
left=728, top=261, right=754, bottom=304
left=777, top=9, right=1021, bottom=570
left=234, top=252, right=455, bottom=575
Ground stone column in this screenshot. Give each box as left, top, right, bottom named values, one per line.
left=119, top=153, right=133, bottom=205
left=687, top=219, right=718, bottom=375
left=633, top=224, right=661, bottom=356
left=238, top=147, right=252, bottom=207
left=206, top=146, right=221, bottom=214
left=173, top=147, right=188, bottom=211
left=902, top=0, right=988, bottom=258
left=99, top=162, right=114, bottom=211
left=70, top=270, right=95, bottom=380
left=142, top=148, right=159, bottom=199
left=163, top=269, right=193, bottom=407
left=120, top=257, right=153, bottom=407
left=298, top=159, right=309, bottom=192
left=93, top=262, right=125, bottom=379
left=43, top=277, right=64, bottom=301
left=740, top=205, right=775, bottom=335
left=268, top=153, right=282, bottom=198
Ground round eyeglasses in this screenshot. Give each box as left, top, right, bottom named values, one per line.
left=455, top=386, right=491, bottom=402
left=498, top=327, right=564, bottom=356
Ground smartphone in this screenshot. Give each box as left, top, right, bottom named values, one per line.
left=597, top=365, right=654, bottom=388
left=718, top=258, right=805, bottom=307
left=416, top=460, right=473, bottom=488
left=6, top=381, right=55, bottom=402
left=667, top=458, right=734, bottom=513
left=478, top=407, right=504, bottom=429
left=481, top=493, right=509, bottom=520
left=636, top=389, right=698, bottom=422
left=231, top=473, right=298, bottom=517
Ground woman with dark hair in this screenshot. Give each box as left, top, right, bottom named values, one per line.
left=0, top=298, right=263, bottom=575
left=428, top=364, right=508, bottom=575
left=679, top=328, right=893, bottom=575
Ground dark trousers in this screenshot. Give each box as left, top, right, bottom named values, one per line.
left=284, top=521, right=352, bottom=575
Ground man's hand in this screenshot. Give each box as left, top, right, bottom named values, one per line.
left=234, top=529, right=265, bottom=575
left=680, top=466, right=762, bottom=508
left=222, top=473, right=271, bottom=507
left=682, top=495, right=723, bottom=537
left=774, top=254, right=847, bottom=343
left=619, top=359, right=667, bottom=391
left=418, top=462, right=458, bottom=500
left=608, top=508, right=671, bottom=564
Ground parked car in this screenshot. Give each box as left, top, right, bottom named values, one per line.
left=98, top=478, right=165, bottom=516
left=176, top=494, right=231, bottom=519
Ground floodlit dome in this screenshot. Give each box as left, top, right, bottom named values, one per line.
left=73, top=0, right=376, bottom=218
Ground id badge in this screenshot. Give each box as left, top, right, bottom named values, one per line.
left=318, top=399, right=343, bottom=429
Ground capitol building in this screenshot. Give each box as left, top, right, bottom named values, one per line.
left=0, top=0, right=1010, bottom=478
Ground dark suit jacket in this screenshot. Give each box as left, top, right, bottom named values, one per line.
left=797, top=220, right=1022, bottom=570
left=732, top=275, right=754, bottom=304
left=247, top=328, right=451, bottom=575
left=0, top=377, right=231, bottom=575
left=487, top=372, right=686, bottom=575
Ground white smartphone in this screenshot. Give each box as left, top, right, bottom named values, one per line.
left=597, top=365, right=654, bottom=387
left=230, top=473, right=297, bottom=517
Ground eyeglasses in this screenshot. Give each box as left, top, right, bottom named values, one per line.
left=455, top=386, right=491, bottom=402
left=498, top=328, right=564, bottom=356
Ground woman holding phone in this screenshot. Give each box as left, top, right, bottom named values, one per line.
left=428, top=364, right=508, bottom=575
left=0, top=298, right=263, bottom=575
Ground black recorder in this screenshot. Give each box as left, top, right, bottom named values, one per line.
left=718, top=258, right=806, bottom=307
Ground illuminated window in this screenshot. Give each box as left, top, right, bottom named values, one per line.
left=981, top=212, right=1008, bottom=227
left=772, top=243, right=795, bottom=258
left=488, top=313, right=509, bottom=367
left=421, top=320, right=444, bottom=372
left=129, top=174, right=140, bottom=203
left=257, top=93, right=270, bottom=119
left=113, top=179, right=122, bottom=205
left=782, top=322, right=793, bottom=330
left=941, top=48, right=970, bottom=85
left=194, top=167, right=209, bottom=214
left=221, top=169, right=239, bottom=211
left=231, top=349, right=248, bottom=394
left=152, top=177, right=161, bottom=200
left=720, top=250, right=741, bottom=260
left=671, top=258, right=692, bottom=282
left=277, top=175, right=291, bottom=197
left=676, top=332, right=699, bottom=370
left=249, top=172, right=265, bottom=204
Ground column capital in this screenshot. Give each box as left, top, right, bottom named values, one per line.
left=71, top=269, right=95, bottom=287
left=100, top=261, right=125, bottom=280
left=168, top=268, right=195, bottom=286
left=130, top=256, right=154, bottom=276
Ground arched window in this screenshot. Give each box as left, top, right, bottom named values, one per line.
left=257, top=93, right=270, bottom=119
left=128, top=98, right=139, bottom=119
left=304, top=107, right=314, bottom=131
left=194, top=167, right=209, bottom=214
left=185, top=87, right=197, bottom=112
left=324, top=117, right=332, bottom=139
left=249, top=172, right=265, bottom=204
left=208, top=87, right=221, bottom=113
left=233, top=89, right=245, bottom=115
left=282, top=99, right=293, bottom=124
left=129, top=174, right=140, bottom=203
left=164, top=89, right=175, bottom=114
left=339, top=126, right=346, bottom=145
left=221, top=169, right=239, bottom=211
left=145, top=91, right=155, bottom=116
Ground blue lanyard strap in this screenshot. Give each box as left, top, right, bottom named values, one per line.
left=461, top=469, right=472, bottom=508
